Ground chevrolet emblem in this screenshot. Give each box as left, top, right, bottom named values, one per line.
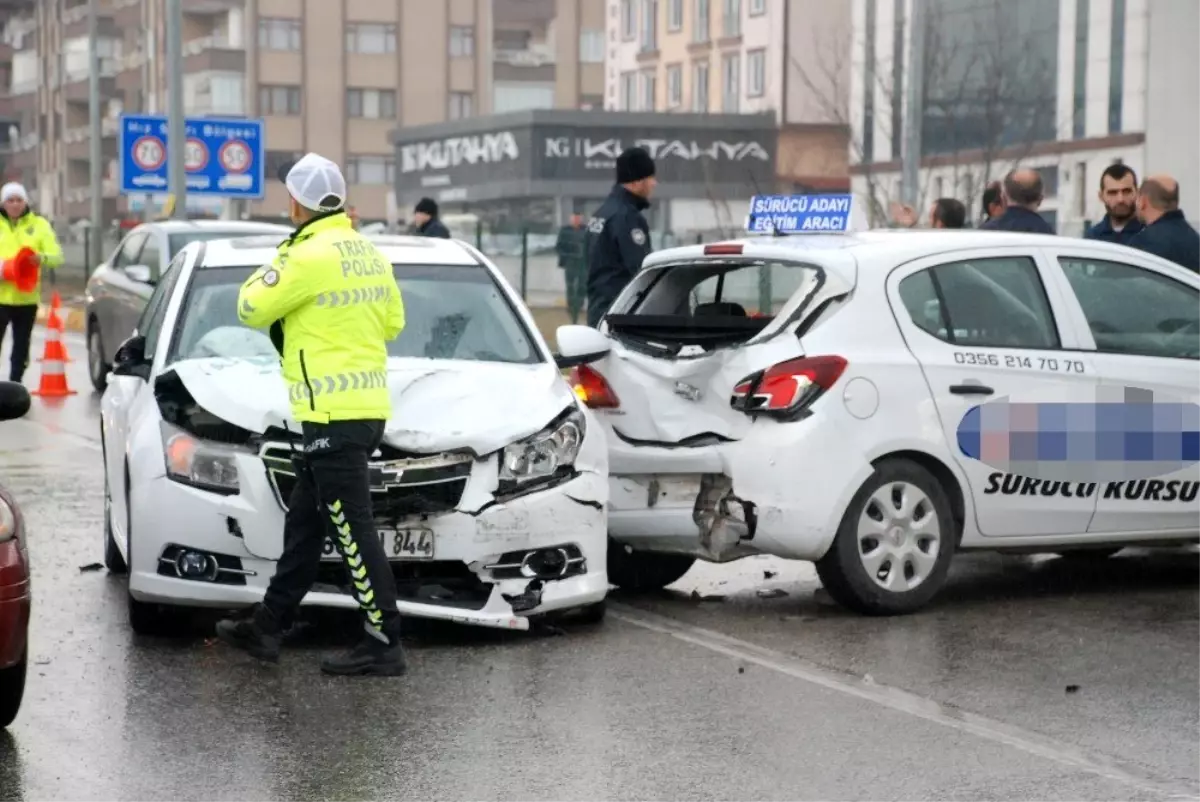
left=674, top=382, right=702, bottom=402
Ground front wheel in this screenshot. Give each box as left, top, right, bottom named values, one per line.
left=87, top=323, right=109, bottom=393
left=0, top=652, right=26, bottom=729
left=607, top=540, right=696, bottom=592
left=815, top=459, right=957, bottom=615
left=128, top=593, right=184, bottom=637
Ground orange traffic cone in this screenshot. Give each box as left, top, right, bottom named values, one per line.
left=31, top=300, right=75, bottom=398
left=39, top=292, right=72, bottom=363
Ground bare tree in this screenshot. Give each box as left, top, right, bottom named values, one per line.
left=791, top=0, right=1063, bottom=226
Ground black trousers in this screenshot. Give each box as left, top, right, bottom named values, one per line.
left=0, top=304, right=37, bottom=382
left=262, top=420, right=402, bottom=643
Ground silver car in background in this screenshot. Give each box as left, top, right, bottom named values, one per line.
left=85, top=220, right=291, bottom=392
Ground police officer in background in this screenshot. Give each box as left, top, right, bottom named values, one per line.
left=585, top=146, right=656, bottom=327
left=217, top=153, right=409, bottom=677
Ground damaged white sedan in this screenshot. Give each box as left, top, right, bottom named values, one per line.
left=100, top=234, right=609, bottom=634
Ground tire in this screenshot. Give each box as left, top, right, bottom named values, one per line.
left=87, top=321, right=109, bottom=394
left=0, top=652, right=26, bottom=729
left=1055, top=547, right=1122, bottom=560
left=815, top=459, right=957, bottom=616
left=607, top=540, right=696, bottom=592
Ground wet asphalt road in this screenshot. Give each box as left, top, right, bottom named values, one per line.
left=0, top=331, right=1197, bottom=801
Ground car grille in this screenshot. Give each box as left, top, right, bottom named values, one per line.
left=259, top=443, right=473, bottom=522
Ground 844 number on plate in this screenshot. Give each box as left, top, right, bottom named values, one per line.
left=322, top=527, right=435, bottom=561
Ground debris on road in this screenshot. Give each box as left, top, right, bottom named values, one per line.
left=78, top=562, right=103, bottom=572
left=757, top=588, right=788, bottom=599
left=1065, top=684, right=1080, bottom=694
left=689, top=590, right=727, bottom=603
left=763, top=570, right=777, bottom=579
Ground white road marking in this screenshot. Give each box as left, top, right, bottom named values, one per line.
left=610, top=604, right=1199, bottom=800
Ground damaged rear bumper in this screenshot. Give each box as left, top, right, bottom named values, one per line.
left=606, top=417, right=874, bottom=562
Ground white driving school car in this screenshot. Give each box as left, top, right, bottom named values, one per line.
left=563, top=195, right=1200, bottom=615
left=100, top=233, right=609, bottom=634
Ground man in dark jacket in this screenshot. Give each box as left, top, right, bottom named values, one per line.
left=1128, top=175, right=1199, bottom=272
left=1085, top=163, right=1144, bottom=244
left=585, top=146, right=656, bottom=327
left=980, top=181, right=1004, bottom=224
left=555, top=213, right=588, bottom=323
left=979, top=169, right=1055, bottom=234
left=412, top=197, right=450, bottom=238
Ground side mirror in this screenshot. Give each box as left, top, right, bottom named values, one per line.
left=554, top=325, right=611, bottom=370
left=0, top=381, right=30, bottom=421
left=124, top=264, right=154, bottom=284
left=111, top=334, right=151, bottom=380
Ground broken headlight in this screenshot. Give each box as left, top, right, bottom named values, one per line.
left=499, top=408, right=585, bottom=487
left=160, top=420, right=244, bottom=495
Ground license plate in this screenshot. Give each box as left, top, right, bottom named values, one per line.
left=322, top=527, right=435, bottom=561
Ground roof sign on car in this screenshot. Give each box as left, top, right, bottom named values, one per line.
left=745, top=194, right=859, bottom=235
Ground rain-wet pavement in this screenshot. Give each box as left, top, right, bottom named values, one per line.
left=0, top=331, right=1197, bottom=801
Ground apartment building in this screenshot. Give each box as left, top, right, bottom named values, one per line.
left=849, top=0, right=1199, bottom=231
left=0, top=0, right=606, bottom=224
left=605, top=0, right=851, bottom=193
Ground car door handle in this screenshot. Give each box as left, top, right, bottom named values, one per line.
left=949, top=383, right=994, bottom=396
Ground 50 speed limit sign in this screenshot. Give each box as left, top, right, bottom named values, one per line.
left=184, top=138, right=209, bottom=172
left=219, top=140, right=252, bottom=174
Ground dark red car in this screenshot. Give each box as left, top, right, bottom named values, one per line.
left=0, top=380, right=31, bottom=728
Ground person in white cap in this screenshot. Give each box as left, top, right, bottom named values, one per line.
left=0, top=181, right=62, bottom=382
left=217, top=153, right=409, bottom=677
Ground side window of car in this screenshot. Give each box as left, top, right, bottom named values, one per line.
left=140, top=258, right=186, bottom=359
left=112, top=232, right=147, bottom=269
left=1059, top=257, right=1200, bottom=359
left=138, top=236, right=163, bottom=279
left=897, top=256, right=1060, bottom=349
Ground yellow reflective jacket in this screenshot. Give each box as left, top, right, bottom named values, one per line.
left=236, top=212, right=404, bottom=424
left=0, top=210, right=64, bottom=306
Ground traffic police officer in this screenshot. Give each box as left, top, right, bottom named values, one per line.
left=216, top=153, right=408, bottom=677
left=0, top=182, right=63, bottom=383
left=585, top=146, right=656, bottom=327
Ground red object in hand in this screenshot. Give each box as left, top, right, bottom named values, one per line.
left=0, top=248, right=38, bottom=293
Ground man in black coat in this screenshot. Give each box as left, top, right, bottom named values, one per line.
left=979, top=169, right=1055, bottom=234
left=1129, top=175, right=1199, bottom=272
left=412, top=197, right=450, bottom=238
left=1084, top=163, right=1144, bottom=245
left=585, top=146, right=656, bottom=327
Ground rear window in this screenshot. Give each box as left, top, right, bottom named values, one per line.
left=628, top=260, right=820, bottom=318
left=168, top=229, right=286, bottom=257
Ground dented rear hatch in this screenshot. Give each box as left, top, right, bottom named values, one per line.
left=587, top=242, right=856, bottom=444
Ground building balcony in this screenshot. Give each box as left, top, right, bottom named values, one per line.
left=183, top=34, right=246, bottom=73
left=62, top=69, right=117, bottom=103
left=494, top=48, right=555, bottom=82
left=62, top=7, right=119, bottom=39
left=182, top=0, right=244, bottom=14
left=63, top=121, right=118, bottom=162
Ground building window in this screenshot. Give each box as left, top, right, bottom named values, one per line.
left=1073, top=0, right=1089, bottom=139
left=620, top=71, right=637, bottom=110
left=692, top=60, right=709, bottom=111
left=722, top=0, right=740, bottom=37
left=668, top=0, right=684, bottom=30
left=449, top=26, right=475, bottom=57
left=693, top=0, right=710, bottom=42
left=861, top=0, right=876, bottom=162
left=345, top=23, right=397, bottom=55
left=346, top=88, right=397, bottom=119
left=258, top=84, right=301, bottom=115
left=257, top=18, right=301, bottom=51
left=345, top=156, right=395, bottom=186
left=1108, top=0, right=1125, bottom=133
left=580, top=29, right=605, bottom=63
left=749, top=0, right=765, bottom=14
left=1035, top=165, right=1059, bottom=197
left=666, top=63, right=682, bottom=107
left=721, top=52, right=739, bottom=112
left=640, top=0, right=658, bottom=51
left=747, top=48, right=765, bottom=97
left=640, top=69, right=657, bottom=110
left=621, top=0, right=637, bottom=40
left=448, top=92, right=474, bottom=119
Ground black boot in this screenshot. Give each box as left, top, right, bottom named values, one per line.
left=320, top=630, right=408, bottom=677
left=215, top=604, right=283, bottom=663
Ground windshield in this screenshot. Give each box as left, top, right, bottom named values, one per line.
left=168, top=229, right=286, bottom=258
left=626, top=260, right=821, bottom=317
left=166, top=264, right=542, bottom=366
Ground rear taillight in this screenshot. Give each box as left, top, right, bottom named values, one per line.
left=570, top=365, right=620, bottom=409
left=730, top=355, right=847, bottom=418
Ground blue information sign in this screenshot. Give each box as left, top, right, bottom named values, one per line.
left=745, top=194, right=855, bottom=234
left=118, top=114, right=265, bottom=199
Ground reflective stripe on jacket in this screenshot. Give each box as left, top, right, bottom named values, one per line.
left=236, top=212, right=405, bottom=424
left=0, top=210, right=63, bottom=306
